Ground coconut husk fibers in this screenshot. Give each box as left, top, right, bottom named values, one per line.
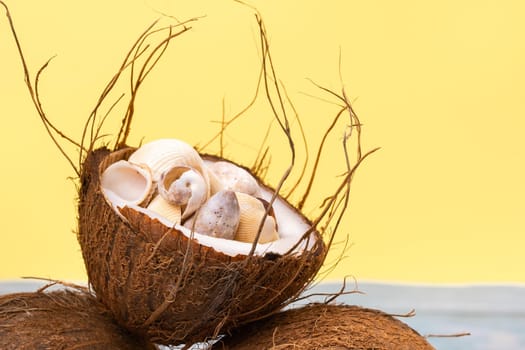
left=0, top=289, right=156, bottom=350
left=213, top=303, right=435, bottom=350
left=78, top=147, right=325, bottom=346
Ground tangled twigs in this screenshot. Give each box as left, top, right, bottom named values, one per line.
left=20, top=276, right=89, bottom=293
left=1, top=1, right=82, bottom=177
left=194, top=5, right=379, bottom=321
left=81, top=16, right=200, bottom=167
left=247, top=13, right=295, bottom=255
left=293, top=275, right=364, bottom=304
left=1, top=0, right=199, bottom=178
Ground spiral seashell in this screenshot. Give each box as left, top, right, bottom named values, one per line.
left=234, top=192, right=279, bottom=244
left=158, top=166, right=208, bottom=219
left=208, top=161, right=260, bottom=196
left=100, top=160, right=153, bottom=207
left=128, top=139, right=209, bottom=185
left=184, top=190, right=240, bottom=239
left=146, top=195, right=182, bottom=225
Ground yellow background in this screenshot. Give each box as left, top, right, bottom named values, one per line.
left=0, top=0, right=523, bottom=284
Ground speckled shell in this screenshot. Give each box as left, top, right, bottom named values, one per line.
left=185, top=190, right=240, bottom=239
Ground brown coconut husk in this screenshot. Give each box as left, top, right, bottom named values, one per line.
left=2, top=3, right=378, bottom=347
left=213, top=303, right=436, bottom=350
left=0, top=287, right=156, bottom=350
left=78, top=146, right=325, bottom=345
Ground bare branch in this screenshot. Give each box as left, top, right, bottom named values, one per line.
left=426, top=332, right=471, bottom=338
left=1, top=1, right=80, bottom=177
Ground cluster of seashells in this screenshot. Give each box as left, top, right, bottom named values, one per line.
left=100, top=139, right=279, bottom=244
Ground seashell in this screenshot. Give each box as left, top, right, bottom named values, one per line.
left=184, top=190, right=240, bottom=239
left=146, top=195, right=182, bottom=225
left=208, top=161, right=261, bottom=196
left=158, top=166, right=208, bottom=219
left=100, top=160, right=153, bottom=207
left=234, top=192, right=279, bottom=244
left=128, top=139, right=209, bottom=185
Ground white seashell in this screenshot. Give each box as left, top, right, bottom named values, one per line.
left=158, top=166, right=208, bottom=219
left=147, top=195, right=182, bottom=225
left=128, top=139, right=209, bottom=185
left=100, top=160, right=153, bottom=206
left=234, top=192, right=279, bottom=244
left=208, top=161, right=260, bottom=196
left=184, top=190, right=240, bottom=239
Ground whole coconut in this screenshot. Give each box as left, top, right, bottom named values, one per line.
left=213, top=303, right=435, bottom=350
left=0, top=288, right=156, bottom=350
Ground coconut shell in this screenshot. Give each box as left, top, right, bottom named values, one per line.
left=213, top=303, right=435, bottom=350
left=78, top=147, right=326, bottom=345
left=0, top=289, right=156, bottom=350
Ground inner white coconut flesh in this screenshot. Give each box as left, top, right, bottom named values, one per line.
left=99, top=139, right=318, bottom=257
left=126, top=186, right=314, bottom=257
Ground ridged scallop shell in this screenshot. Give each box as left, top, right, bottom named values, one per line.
left=100, top=160, right=153, bottom=207
left=208, top=161, right=260, bottom=196
left=184, top=190, right=240, bottom=239
left=146, top=195, right=182, bottom=225
left=234, top=192, right=279, bottom=244
left=158, top=166, right=208, bottom=219
left=128, top=139, right=209, bottom=186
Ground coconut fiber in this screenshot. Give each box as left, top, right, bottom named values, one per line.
left=0, top=288, right=156, bottom=350
left=213, top=303, right=435, bottom=350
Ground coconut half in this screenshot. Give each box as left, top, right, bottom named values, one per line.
left=0, top=288, right=156, bottom=350
left=213, top=303, right=435, bottom=350
left=78, top=146, right=325, bottom=346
